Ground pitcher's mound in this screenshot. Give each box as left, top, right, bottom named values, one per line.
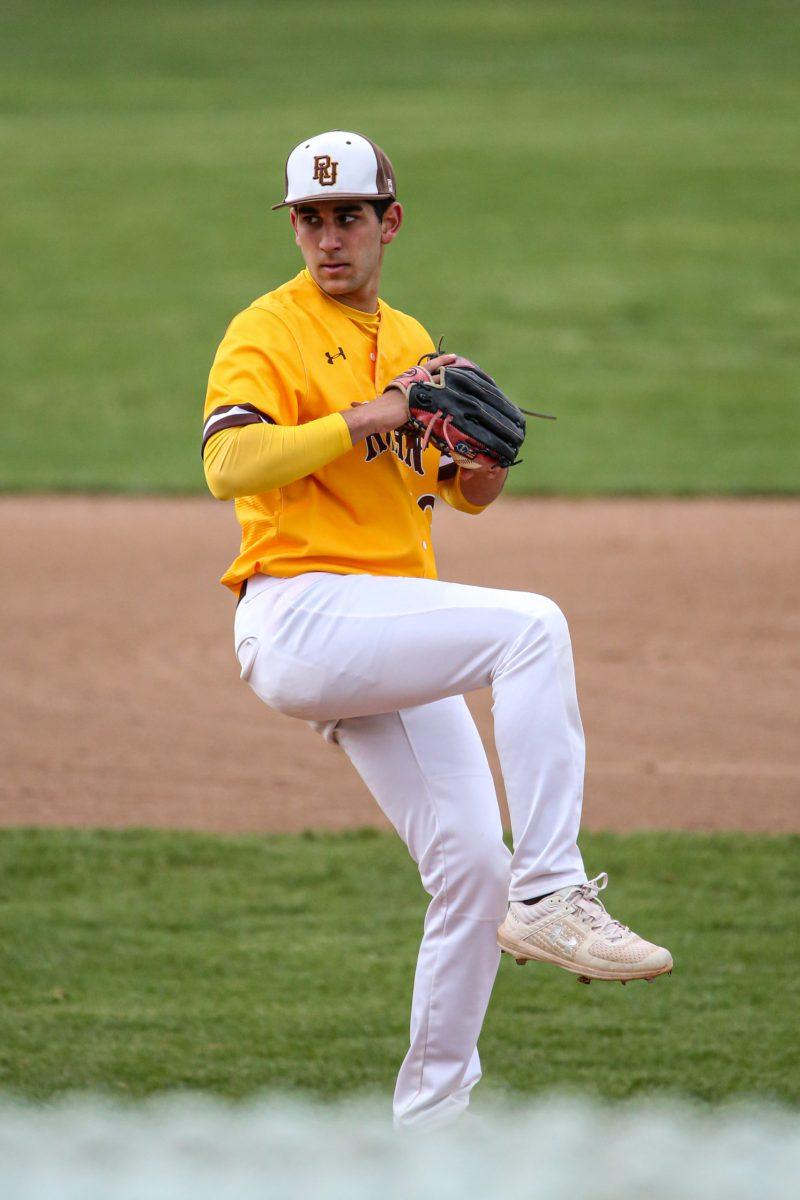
left=1, top=496, right=796, bottom=833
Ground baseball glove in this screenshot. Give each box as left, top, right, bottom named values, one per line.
left=389, top=356, right=554, bottom=470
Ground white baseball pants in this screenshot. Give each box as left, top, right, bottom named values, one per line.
left=234, top=571, right=587, bottom=1129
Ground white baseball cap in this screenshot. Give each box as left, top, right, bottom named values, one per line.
left=272, top=130, right=397, bottom=210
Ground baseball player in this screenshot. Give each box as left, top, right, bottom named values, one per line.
left=202, top=130, right=672, bottom=1131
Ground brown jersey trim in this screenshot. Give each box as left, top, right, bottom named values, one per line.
left=201, top=404, right=276, bottom=456
left=437, top=459, right=458, bottom=483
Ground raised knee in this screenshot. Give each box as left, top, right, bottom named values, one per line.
left=527, top=595, right=569, bottom=639
left=497, top=597, right=571, bottom=674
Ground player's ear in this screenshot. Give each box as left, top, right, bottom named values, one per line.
left=380, top=202, right=403, bottom=246
left=289, top=207, right=301, bottom=245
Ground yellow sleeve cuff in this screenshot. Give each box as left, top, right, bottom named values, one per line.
left=439, top=469, right=488, bottom=515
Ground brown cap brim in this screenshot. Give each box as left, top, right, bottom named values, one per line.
left=271, top=191, right=396, bottom=212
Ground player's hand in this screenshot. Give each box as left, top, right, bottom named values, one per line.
left=367, top=386, right=411, bottom=433
left=370, top=353, right=457, bottom=433
left=375, top=355, right=456, bottom=428
left=343, top=393, right=405, bottom=441
left=343, top=352, right=450, bottom=444
left=343, top=356, right=456, bottom=443
left=418, top=353, right=457, bottom=373
left=457, top=460, right=508, bottom=505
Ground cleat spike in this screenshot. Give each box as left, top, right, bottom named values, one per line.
left=577, top=975, right=592, bottom=985
left=514, top=958, right=527, bottom=966
left=620, top=980, right=627, bottom=986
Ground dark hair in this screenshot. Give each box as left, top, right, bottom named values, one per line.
left=369, top=198, right=395, bottom=220
left=291, top=198, right=395, bottom=220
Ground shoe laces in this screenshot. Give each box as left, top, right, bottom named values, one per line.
left=564, top=872, right=630, bottom=942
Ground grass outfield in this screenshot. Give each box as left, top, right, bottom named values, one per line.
left=1, top=828, right=797, bottom=1104
left=2, top=1, right=799, bottom=495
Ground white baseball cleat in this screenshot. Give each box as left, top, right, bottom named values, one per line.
left=497, top=872, right=673, bottom=984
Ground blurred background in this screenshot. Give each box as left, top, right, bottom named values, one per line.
left=2, top=0, right=798, bottom=493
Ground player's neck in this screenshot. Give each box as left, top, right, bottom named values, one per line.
left=308, top=264, right=381, bottom=315
left=336, top=288, right=378, bottom=314
left=323, top=277, right=379, bottom=314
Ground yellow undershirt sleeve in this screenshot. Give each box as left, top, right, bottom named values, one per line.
left=439, top=470, right=488, bottom=515
left=203, top=412, right=352, bottom=501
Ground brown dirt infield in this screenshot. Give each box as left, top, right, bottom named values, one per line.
left=1, top=496, right=797, bottom=834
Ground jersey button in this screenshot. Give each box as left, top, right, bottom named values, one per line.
left=422, top=540, right=428, bottom=550
left=369, top=352, right=376, bottom=361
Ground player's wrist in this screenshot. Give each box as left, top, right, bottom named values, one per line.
left=344, top=391, right=408, bottom=443
left=458, top=463, right=507, bottom=506
left=342, top=404, right=374, bottom=443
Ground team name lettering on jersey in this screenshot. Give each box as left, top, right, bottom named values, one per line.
left=364, top=429, right=424, bottom=476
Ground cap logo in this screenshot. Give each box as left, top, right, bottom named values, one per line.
left=313, top=155, right=338, bottom=187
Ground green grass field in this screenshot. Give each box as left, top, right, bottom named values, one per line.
left=1, top=828, right=797, bottom=1105
left=2, top=0, right=799, bottom=494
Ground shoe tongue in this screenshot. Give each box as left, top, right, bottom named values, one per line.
left=525, top=884, right=627, bottom=941
left=555, top=883, right=582, bottom=899
left=564, top=885, right=626, bottom=940
left=557, top=883, right=591, bottom=905
left=574, top=892, right=603, bottom=919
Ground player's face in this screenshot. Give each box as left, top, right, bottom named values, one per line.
left=290, top=200, right=402, bottom=312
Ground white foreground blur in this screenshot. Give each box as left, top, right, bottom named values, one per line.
left=0, top=1094, right=798, bottom=1199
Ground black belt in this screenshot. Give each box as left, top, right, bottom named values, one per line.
left=236, top=578, right=248, bottom=607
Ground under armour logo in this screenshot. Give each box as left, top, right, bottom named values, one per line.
left=313, top=155, right=338, bottom=187
left=325, top=346, right=346, bottom=364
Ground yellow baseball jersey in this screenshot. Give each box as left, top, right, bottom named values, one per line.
left=203, top=269, right=481, bottom=593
